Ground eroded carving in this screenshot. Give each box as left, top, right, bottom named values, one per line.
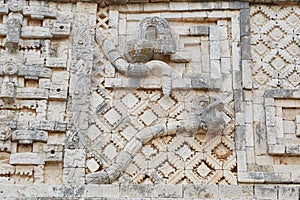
left=7, top=0, right=23, bottom=12
left=138, top=17, right=176, bottom=55
left=96, top=17, right=176, bottom=97
left=0, top=0, right=71, bottom=185
left=86, top=95, right=226, bottom=184
left=6, top=13, right=22, bottom=51
left=12, top=130, right=48, bottom=144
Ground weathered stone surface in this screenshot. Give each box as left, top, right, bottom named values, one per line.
left=12, top=130, right=48, bottom=144
left=10, top=153, right=44, bottom=165
left=43, top=144, right=63, bottom=162
left=0, top=0, right=299, bottom=199
left=183, top=184, right=218, bottom=199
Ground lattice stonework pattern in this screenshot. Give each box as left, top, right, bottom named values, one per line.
left=85, top=2, right=249, bottom=185
left=251, top=5, right=300, bottom=88
left=239, top=5, right=300, bottom=184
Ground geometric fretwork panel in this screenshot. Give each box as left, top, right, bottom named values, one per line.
left=86, top=1, right=245, bottom=185
left=87, top=89, right=237, bottom=185
left=126, top=133, right=237, bottom=185
left=251, top=5, right=300, bottom=89
left=241, top=4, right=300, bottom=184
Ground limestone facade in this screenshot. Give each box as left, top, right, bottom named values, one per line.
left=0, top=0, right=299, bottom=199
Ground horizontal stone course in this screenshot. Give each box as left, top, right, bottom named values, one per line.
left=43, top=0, right=300, bottom=4
left=1, top=184, right=299, bottom=199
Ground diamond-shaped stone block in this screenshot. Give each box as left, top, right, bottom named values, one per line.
left=86, top=158, right=100, bottom=173
left=104, top=108, right=122, bottom=125
left=197, top=162, right=211, bottom=178
left=87, top=125, right=102, bottom=141
left=90, top=92, right=104, bottom=108
left=269, top=27, right=284, bottom=41
left=140, top=110, right=157, bottom=126
left=158, top=96, right=175, bottom=111
left=176, top=144, right=193, bottom=161
left=288, top=72, right=300, bottom=87
left=158, top=161, right=176, bottom=177
left=121, top=93, right=139, bottom=109
left=271, top=57, right=285, bottom=71
left=103, top=143, right=119, bottom=160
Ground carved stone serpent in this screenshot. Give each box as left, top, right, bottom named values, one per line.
left=96, top=30, right=172, bottom=97
left=86, top=96, right=225, bottom=184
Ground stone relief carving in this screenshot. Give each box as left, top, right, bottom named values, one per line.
left=85, top=6, right=239, bottom=185
left=7, top=0, right=23, bottom=12
left=0, top=0, right=71, bottom=184
left=96, top=16, right=176, bottom=97
left=6, top=13, right=22, bottom=51
left=86, top=95, right=226, bottom=184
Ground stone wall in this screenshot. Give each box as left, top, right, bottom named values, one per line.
left=0, top=0, right=299, bottom=199
left=1, top=184, right=300, bottom=199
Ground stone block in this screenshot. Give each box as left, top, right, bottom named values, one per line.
left=153, top=184, right=182, bottom=198
left=43, top=144, right=63, bottom=162
left=0, top=4, right=8, bottom=14
left=170, top=50, right=191, bottom=63
left=266, top=126, right=277, bottom=145
left=219, top=185, right=253, bottom=199
left=220, top=40, right=230, bottom=57
left=169, top=2, right=188, bottom=11
left=0, top=183, right=14, bottom=198
left=48, top=185, right=64, bottom=197
left=189, top=26, right=209, bottom=36
left=21, top=26, right=52, bottom=39
left=63, top=168, right=85, bottom=184
left=54, top=121, right=67, bottom=132
left=209, top=26, right=220, bottom=41
left=182, top=11, right=208, bottom=19
left=18, top=65, right=52, bottom=78
left=45, top=58, right=67, bottom=68
left=63, top=185, right=85, bottom=198
left=242, top=59, right=252, bottom=89
left=210, top=59, right=221, bottom=79
left=237, top=150, right=247, bottom=172
left=235, top=125, right=246, bottom=150
left=144, top=3, right=168, bottom=11
left=100, top=184, right=120, bottom=198
left=183, top=184, right=218, bottom=199
left=286, top=145, right=300, bottom=155
left=87, top=124, right=102, bottom=141
left=283, top=120, right=295, bottom=134
left=105, top=78, right=123, bottom=88
left=64, top=149, right=85, bottom=168
left=238, top=172, right=264, bottom=183
left=241, top=36, right=251, bottom=60
left=210, top=41, right=220, bottom=60
left=16, top=88, right=49, bottom=99
left=240, top=8, right=250, bottom=36
left=52, top=22, right=71, bottom=37
left=10, top=153, right=44, bottom=165
left=12, top=130, right=48, bottom=144
left=86, top=158, right=100, bottom=173
left=278, top=186, right=299, bottom=200
left=86, top=184, right=103, bottom=197
left=245, top=124, right=254, bottom=147
left=264, top=172, right=292, bottom=183
left=0, top=24, right=7, bottom=36
left=22, top=5, right=56, bottom=19
left=254, top=185, right=277, bottom=199
left=296, top=115, right=300, bottom=137
left=268, top=145, right=285, bottom=155
left=120, top=184, right=153, bottom=198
